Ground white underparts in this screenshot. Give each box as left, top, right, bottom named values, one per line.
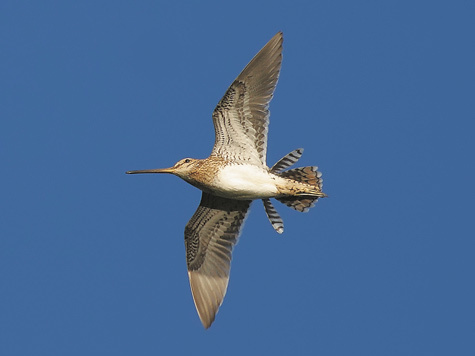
left=212, top=164, right=283, bottom=200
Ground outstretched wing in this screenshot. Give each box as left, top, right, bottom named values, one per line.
left=211, top=32, right=283, bottom=166
left=185, top=192, right=251, bottom=328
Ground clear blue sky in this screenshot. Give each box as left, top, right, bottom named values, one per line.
left=1, top=1, right=474, bottom=355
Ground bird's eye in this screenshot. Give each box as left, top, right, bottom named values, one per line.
left=184, top=159, right=191, bottom=163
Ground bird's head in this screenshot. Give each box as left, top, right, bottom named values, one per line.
left=126, top=158, right=200, bottom=180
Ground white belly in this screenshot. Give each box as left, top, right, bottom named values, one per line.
left=212, top=164, right=281, bottom=200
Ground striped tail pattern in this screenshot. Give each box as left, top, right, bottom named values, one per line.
left=262, top=148, right=325, bottom=233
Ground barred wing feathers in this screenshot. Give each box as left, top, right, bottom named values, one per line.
left=211, top=32, right=283, bottom=165
left=185, top=192, right=251, bottom=328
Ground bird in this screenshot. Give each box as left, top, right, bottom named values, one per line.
left=126, top=32, right=326, bottom=328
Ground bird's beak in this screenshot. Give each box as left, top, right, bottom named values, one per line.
left=126, top=167, right=175, bottom=174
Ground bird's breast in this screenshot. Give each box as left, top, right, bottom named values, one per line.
left=210, top=164, right=281, bottom=200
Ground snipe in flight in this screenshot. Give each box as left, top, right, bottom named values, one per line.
left=127, top=32, right=327, bottom=328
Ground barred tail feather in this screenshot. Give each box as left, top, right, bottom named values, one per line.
left=276, top=196, right=319, bottom=212
left=262, top=198, right=284, bottom=234
left=271, top=148, right=303, bottom=173
left=279, top=166, right=323, bottom=191
left=277, top=166, right=325, bottom=212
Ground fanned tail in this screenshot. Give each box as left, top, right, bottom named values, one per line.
left=276, top=164, right=326, bottom=213
left=279, top=166, right=323, bottom=191
left=263, top=149, right=326, bottom=232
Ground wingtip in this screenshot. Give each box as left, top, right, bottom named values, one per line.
left=273, top=31, right=284, bottom=46
left=188, top=269, right=227, bottom=330
left=201, top=316, right=214, bottom=329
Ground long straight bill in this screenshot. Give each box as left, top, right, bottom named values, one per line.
left=126, top=168, right=175, bottom=174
